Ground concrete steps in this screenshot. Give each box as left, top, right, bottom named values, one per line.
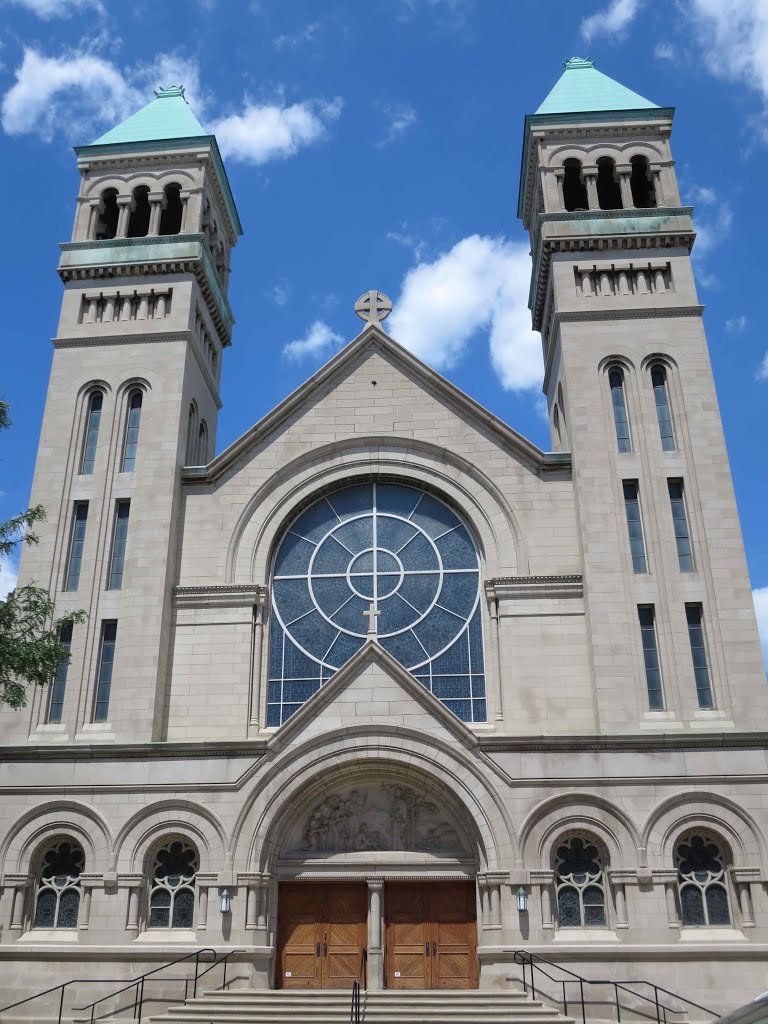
left=148, top=987, right=575, bottom=1024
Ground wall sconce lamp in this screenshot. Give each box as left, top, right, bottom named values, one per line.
left=516, top=887, right=528, bottom=913
left=220, top=889, right=232, bottom=914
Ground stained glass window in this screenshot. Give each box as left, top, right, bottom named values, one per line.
left=34, top=840, right=84, bottom=928
left=80, top=392, right=103, bottom=474
left=149, top=840, right=198, bottom=929
left=609, top=369, right=631, bottom=453
left=555, top=836, right=607, bottom=928
left=651, top=365, right=675, bottom=451
left=676, top=833, right=730, bottom=927
left=120, top=391, right=143, bottom=472
left=268, top=482, right=486, bottom=726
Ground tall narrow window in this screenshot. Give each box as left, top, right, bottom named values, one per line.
left=563, top=158, right=588, bottom=212
left=34, top=840, right=84, bottom=929
left=159, top=184, right=183, bottom=235
left=197, top=420, right=208, bottom=464
left=80, top=392, right=103, bottom=474
left=623, top=481, right=647, bottom=573
left=93, top=621, right=117, bottom=722
left=149, top=840, right=198, bottom=928
left=64, top=503, right=88, bottom=591
left=47, top=624, right=73, bottom=724
left=668, top=480, right=694, bottom=572
left=651, top=365, right=675, bottom=450
left=609, top=369, right=631, bottom=452
left=676, top=834, right=730, bottom=926
left=638, top=606, right=664, bottom=710
left=686, top=605, right=714, bottom=709
left=555, top=836, right=607, bottom=928
left=107, top=501, right=130, bottom=590
left=121, top=391, right=143, bottom=472
left=596, top=156, right=622, bottom=210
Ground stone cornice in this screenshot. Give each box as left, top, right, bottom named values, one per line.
left=555, top=306, right=704, bottom=323
left=174, top=584, right=268, bottom=608
left=486, top=575, right=583, bottom=600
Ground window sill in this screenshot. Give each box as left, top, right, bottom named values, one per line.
left=18, top=929, right=79, bottom=943
left=553, top=928, right=619, bottom=942
left=74, top=723, right=116, bottom=744
left=134, top=930, right=198, bottom=943
left=679, top=927, right=747, bottom=942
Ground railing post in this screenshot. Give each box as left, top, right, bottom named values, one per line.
left=654, top=985, right=661, bottom=1024
left=580, top=978, right=586, bottom=1024
left=223, top=955, right=228, bottom=990
left=615, top=982, right=621, bottom=1023
left=193, top=950, right=200, bottom=998
left=58, top=985, right=65, bottom=1024
left=138, top=977, right=145, bottom=1022
left=563, top=980, right=568, bottom=1015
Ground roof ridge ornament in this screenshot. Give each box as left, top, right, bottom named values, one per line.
left=355, top=290, right=392, bottom=323
left=154, top=85, right=187, bottom=101
left=563, top=57, right=595, bottom=70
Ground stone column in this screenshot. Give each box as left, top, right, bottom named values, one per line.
left=583, top=167, right=598, bottom=210
left=180, top=192, right=191, bottom=233
left=650, top=166, right=665, bottom=205
left=732, top=869, right=760, bottom=928
left=654, top=872, right=680, bottom=929
left=531, top=871, right=555, bottom=932
left=126, top=887, right=140, bottom=931
left=137, top=293, right=149, bottom=320
left=249, top=596, right=267, bottom=729
left=148, top=192, right=165, bottom=235
left=197, top=886, right=209, bottom=930
left=554, top=169, right=565, bottom=211
left=257, top=875, right=269, bottom=930
left=239, top=873, right=261, bottom=930
left=116, top=197, right=133, bottom=238
left=87, top=199, right=103, bottom=240
left=5, top=875, right=31, bottom=931
left=485, top=588, right=504, bottom=722
left=367, top=879, right=384, bottom=990
left=155, top=293, right=168, bottom=319
left=103, top=295, right=117, bottom=322
left=617, top=165, right=633, bottom=208
left=79, top=876, right=100, bottom=930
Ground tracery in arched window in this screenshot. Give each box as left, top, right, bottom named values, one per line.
left=268, top=482, right=486, bottom=726
left=555, top=836, right=607, bottom=928
left=34, top=840, right=84, bottom=928
left=676, top=833, right=731, bottom=926
left=148, top=840, right=198, bottom=929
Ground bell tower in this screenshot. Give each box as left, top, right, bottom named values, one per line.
left=4, top=86, right=242, bottom=745
left=518, top=58, right=766, bottom=732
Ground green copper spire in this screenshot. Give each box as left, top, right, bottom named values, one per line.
left=536, top=57, right=658, bottom=115
left=91, top=85, right=207, bottom=146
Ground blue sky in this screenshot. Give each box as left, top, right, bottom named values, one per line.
left=1, top=0, right=766, bottom=662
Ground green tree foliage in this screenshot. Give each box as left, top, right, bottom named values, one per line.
left=0, top=400, right=86, bottom=708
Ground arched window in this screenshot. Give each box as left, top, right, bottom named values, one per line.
left=630, top=155, right=657, bottom=209
left=197, top=420, right=208, bottom=464
left=95, top=188, right=119, bottom=240
left=596, top=157, right=622, bottom=211
left=268, top=481, right=486, bottom=726
left=185, top=403, right=198, bottom=465
left=676, top=833, right=731, bottom=926
left=563, top=159, right=588, bottom=212
left=80, top=391, right=103, bottom=474
left=34, top=839, right=84, bottom=928
left=555, top=835, right=607, bottom=928
left=159, top=184, right=183, bottom=235
left=553, top=404, right=562, bottom=446
left=608, top=368, right=631, bottom=452
left=127, top=185, right=151, bottom=238
left=650, top=364, right=675, bottom=451
left=148, top=839, right=198, bottom=929
left=120, top=391, right=143, bottom=472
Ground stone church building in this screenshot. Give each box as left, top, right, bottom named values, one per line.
left=1, top=58, right=767, bottom=1017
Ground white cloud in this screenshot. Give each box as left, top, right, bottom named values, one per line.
left=283, top=320, right=344, bottom=361
left=725, top=314, right=748, bottom=333
left=654, top=41, right=676, bottom=60
left=0, top=554, right=17, bottom=600
left=581, top=0, right=642, bottom=42
left=753, top=587, right=768, bottom=671
left=274, top=22, right=321, bottom=50
left=271, top=280, right=290, bottom=306
left=757, top=351, right=768, bottom=380
left=684, top=0, right=768, bottom=109
left=211, top=97, right=343, bottom=165
left=2, top=0, right=103, bottom=17
left=375, top=103, right=417, bottom=147
left=0, top=47, right=204, bottom=143
left=386, top=234, right=542, bottom=391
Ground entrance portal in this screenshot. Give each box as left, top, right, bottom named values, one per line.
left=277, top=882, right=367, bottom=989
left=385, top=881, right=477, bottom=989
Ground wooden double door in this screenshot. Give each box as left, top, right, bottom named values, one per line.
left=385, top=882, right=477, bottom=990
left=278, top=883, right=367, bottom=989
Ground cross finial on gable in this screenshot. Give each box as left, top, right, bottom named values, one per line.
left=363, top=602, right=381, bottom=639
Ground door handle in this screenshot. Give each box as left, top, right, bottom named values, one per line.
left=323, top=932, right=328, bottom=958
left=425, top=942, right=430, bottom=957
left=316, top=942, right=321, bottom=958
left=433, top=942, right=437, bottom=957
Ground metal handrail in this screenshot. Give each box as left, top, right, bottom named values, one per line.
left=0, top=947, right=242, bottom=1024
left=349, top=947, right=368, bottom=1024
left=512, top=949, right=716, bottom=1024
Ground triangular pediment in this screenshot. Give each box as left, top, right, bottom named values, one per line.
left=267, top=641, right=478, bottom=752
left=187, top=323, right=566, bottom=482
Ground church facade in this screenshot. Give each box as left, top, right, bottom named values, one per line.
left=1, top=60, right=768, bottom=1013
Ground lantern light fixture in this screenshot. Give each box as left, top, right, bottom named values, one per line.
left=220, top=889, right=232, bottom=914
left=516, top=887, right=528, bottom=913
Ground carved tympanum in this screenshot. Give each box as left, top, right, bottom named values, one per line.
left=290, top=784, right=465, bottom=855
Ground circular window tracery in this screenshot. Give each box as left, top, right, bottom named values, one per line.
left=268, top=482, right=486, bottom=726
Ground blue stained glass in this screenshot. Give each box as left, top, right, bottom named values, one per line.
left=312, top=536, right=352, bottom=575
left=430, top=630, right=469, bottom=675
left=472, top=699, right=487, bottom=720
left=326, top=484, right=373, bottom=520
left=376, top=484, right=421, bottom=518
left=377, top=572, right=401, bottom=598
left=398, top=532, right=439, bottom=572
left=435, top=527, right=476, bottom=569
left=334, top=517, right=374, bottom=553
left=443, top=699, right=472, bottom=721
left=414, top=606, right=465, bottom=657
left=411, top=493, right=459, bottom=538
left=281, top=703, right=302, bottom=722
left=378, top=594, right=420, bottom=634
left=293, top=499, right=341, bottom=543
left=274, top=533, right=315, bottom=575
left=266, top=704, right=281, bottom=727
left=267, top=680, right=281, bottom=702
left=349, top=574, right=375, bottom=598
left=283, top=679, right=321, bottom=702
left=398, top=573, right=440, bottom=611
left=273, top=578, right=315, bottom=620
left=289, top=610, right=338, bottom=654
left=377, top=516, right=418, bottom=552
left=435, top=572, right=478, bottom=617
left=469, top=608, right=483, bottom=672
left=325, top=632, right=364, bottom=667
left=351, top=550, right=374, bottom=572
left=311, top=576, right=353, bottom=616
left=432, top=676, right=471, bottom=699
left=282, top=637, right=319, bottom=679
left=380, top=630, right=427, bottom=667
left=328, top=594, right=369, bottom=633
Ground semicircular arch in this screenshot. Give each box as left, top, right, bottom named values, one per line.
left=642, top=791, right=767, bottom=867
left=114, top=799, right=229, bottom=873
left=1, top=800, right=114, bottom=875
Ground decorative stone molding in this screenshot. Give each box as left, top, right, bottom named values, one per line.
left=173, top=584, right=267, bottom=609
left=485, top=575, right=583, bottom=600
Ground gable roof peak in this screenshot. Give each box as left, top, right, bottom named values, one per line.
left=90, top=84, right=208, bottom=147
left=535, top=56, right=659, bottom=116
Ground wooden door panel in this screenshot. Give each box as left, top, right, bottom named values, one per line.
left=323, top=883, right=367, bottom=988
left=432, top=882, right=476, bottom=990
left=278, top=884, right=322, bottom=989
left=385, top=883, right=429, bottom=989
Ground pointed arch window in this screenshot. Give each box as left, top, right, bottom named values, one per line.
left=608, top=369, right=631, bottom=452
left=80, top=392, right=103, bottom=475
left=121, top=391, right=143, bottom=472
left=268, top=481, right=486, bottom=726
left=148, top=840, right=198, bottom=929
left=197, top=420, right=208, bottom=464
left=34, top=840, right=84, bottom=928
left=676, top=833, right=731, bottom=926
left=555, top=835, right=607, bottom=928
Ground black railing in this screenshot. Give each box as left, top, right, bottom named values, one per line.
left=0, top=947, right=243, bottom=1024
left=512, top=950, right=716, bottom=1024
left=349, top=948, right=368, bottom=1024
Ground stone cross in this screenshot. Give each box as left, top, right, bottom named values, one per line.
left=363, top=602, right=381, bottom=638
left=354, top=290, right=392, bottom=323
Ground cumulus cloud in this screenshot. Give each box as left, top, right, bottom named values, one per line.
left=283, top=320, right=344, bottom=361
left=274, top=21, right=321, bottom=50
left=757, top=351, right=768, bottom=381
left=0, top=47, right=204, bottom=143
left=211, top=97, right=342, bottom=165
left=0, top=554, right=17, bottom=600
left=375, top=103, right=417, bottom=147
left=581, top=0, right=642, bottom=42
left=387, top=234, right=541, bottom=391
left=725, top=314, right=748, bottom=333
left=654, top=41, right=676, bottom=61
left=753, top=587, right=768, bottom=671
left=683, top=0, right=768, bottom=112
left=2, top=0, right=103, bottom=16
